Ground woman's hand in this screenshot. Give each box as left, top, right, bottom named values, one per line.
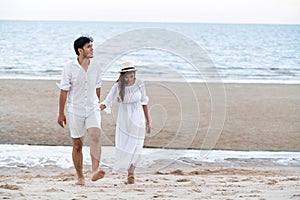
left=99, top=104, right=106, bottom=111
left=146, top=122, right=151, bottom=134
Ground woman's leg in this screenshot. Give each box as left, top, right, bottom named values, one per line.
left=127, top=164, right=135, bottom=184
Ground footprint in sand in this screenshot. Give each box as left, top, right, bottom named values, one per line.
left=176, top=178, right=190, bottom=182
left=45, top=188, right=65, bottom=192
left=284, top=177, right=300, bottom=181
left=191, top=188, right=201, bottom=193
left=0, top=184, right=22, bottom=190
left=153, top=194, right=164, bottom=198
left=290, top=194, right=300, bottom=199
left=134, top=189, right=145, bottom=192
left=267, top=179, right=278, bottom=185
left=170, top=169, right=185, bottom=175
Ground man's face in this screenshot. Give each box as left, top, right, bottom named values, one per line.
left=81, top=41, right=93, bottom=58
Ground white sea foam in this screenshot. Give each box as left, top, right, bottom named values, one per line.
left=0, top=144, right=299, bottom=169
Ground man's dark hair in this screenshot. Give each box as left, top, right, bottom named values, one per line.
left=74, top=36, right=93, bottom=56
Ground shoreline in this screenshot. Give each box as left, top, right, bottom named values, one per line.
left=1, top=77, right=300, bottom=85
left=0, top=79, right=299, bottom=151
left=1, top=144, right=300, bottom=169
left=3, top=142, right=300, bottom=153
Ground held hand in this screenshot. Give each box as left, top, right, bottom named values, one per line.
left=99, top=104, right=106, bottom=111
left=58, top=114, right=67, bottom=128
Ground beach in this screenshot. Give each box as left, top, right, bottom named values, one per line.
left=0, top=79, right=300, bottom=199
left=0, top=79, right=299, bottom=150
left=1, top=162, right=299, bottom=199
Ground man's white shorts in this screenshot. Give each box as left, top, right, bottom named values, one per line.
left=67, top=111, right=101, bottom=138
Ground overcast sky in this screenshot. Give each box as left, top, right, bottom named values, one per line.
left=0, top=0, right=299, bottom=24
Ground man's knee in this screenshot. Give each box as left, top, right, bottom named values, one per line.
left=88, top=128, right=101, bottom=141
left=72, top=139, right=83, bottom=152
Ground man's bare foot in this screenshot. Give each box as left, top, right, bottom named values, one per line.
left=91, top=169, right=105, bottom=181
left=75, top=177, right=85, bottom=185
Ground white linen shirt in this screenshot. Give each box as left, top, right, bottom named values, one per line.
left=59, top=59, right=102, bottom=117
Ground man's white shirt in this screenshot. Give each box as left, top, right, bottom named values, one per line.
left=59, top=59, right=102, bottom=117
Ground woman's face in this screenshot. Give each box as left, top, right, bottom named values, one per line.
left=124, top=72, right=135, bottom=86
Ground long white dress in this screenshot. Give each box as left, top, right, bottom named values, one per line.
left=101, top=79, right=149, bottom=172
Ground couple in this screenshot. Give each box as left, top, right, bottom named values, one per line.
left=57, top=36, right=151, bottom=185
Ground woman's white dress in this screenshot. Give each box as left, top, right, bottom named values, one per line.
left=101, top=79, right=149, bottom=172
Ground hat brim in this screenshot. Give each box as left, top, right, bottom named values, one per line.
left=118, top=68, right=138, bottom=73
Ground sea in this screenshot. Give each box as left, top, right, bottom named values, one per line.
left=0, top=20, right=299, bottom=83
left=0, top=20, right=299, bottom=168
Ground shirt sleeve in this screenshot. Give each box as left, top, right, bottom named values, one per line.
left=100, top=83, right=119, bottom=113
left=139, top=80, right=149, bottom=105
left=58, top=65, right=71, bottom=91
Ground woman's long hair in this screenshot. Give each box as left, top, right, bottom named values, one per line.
left=117, top=71, right=135, bottom=102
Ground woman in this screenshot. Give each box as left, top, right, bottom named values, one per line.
left=100, top=62, right=150, bottom=184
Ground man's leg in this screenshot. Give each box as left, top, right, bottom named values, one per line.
left=88, top=127, right=105, bottom=181
left=72, top=138, right=85, bottom=185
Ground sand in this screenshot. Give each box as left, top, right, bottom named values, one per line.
left=0, top=79, right=299, bottom=151
left=0, top=163, right=299, bottom=199
left=0, top=79, right=300, bottom=199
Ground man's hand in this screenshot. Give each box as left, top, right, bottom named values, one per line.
left=58, top=114, right=67, bottom=128
left=99, top=104, right=106, bottom=111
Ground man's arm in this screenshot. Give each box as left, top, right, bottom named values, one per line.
left=96, top=88, right=101, bottom=102
left=58, top=90, right=68, bottom=128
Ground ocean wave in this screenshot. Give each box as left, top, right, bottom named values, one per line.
left=0, top=144, right=299, bottom=169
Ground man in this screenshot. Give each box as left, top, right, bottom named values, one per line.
left=57, top=36, right=104, bottom=185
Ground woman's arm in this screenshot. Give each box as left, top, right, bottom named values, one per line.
left=139, top=79, right=150, bottom=133
left=142, top=105, right=151, bottom=133
left=99, top=83, right=118, bottom=113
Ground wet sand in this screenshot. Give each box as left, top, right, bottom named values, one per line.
left=0, top=79, right=299, bottom=151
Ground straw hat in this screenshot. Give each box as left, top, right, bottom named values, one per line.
left=118, top=62, right=138, bottom=73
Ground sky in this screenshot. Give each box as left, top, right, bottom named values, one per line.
left=0, top=0, right=299, bottom=24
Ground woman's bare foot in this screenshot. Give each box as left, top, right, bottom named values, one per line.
left=91, top=169, right=105, bottom=181
left=126, top=174, right=135, bottom=184
left=75, top=177, right=85, bottom=185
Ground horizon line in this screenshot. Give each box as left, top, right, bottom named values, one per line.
left=0, top=18, right=299, bottom=26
